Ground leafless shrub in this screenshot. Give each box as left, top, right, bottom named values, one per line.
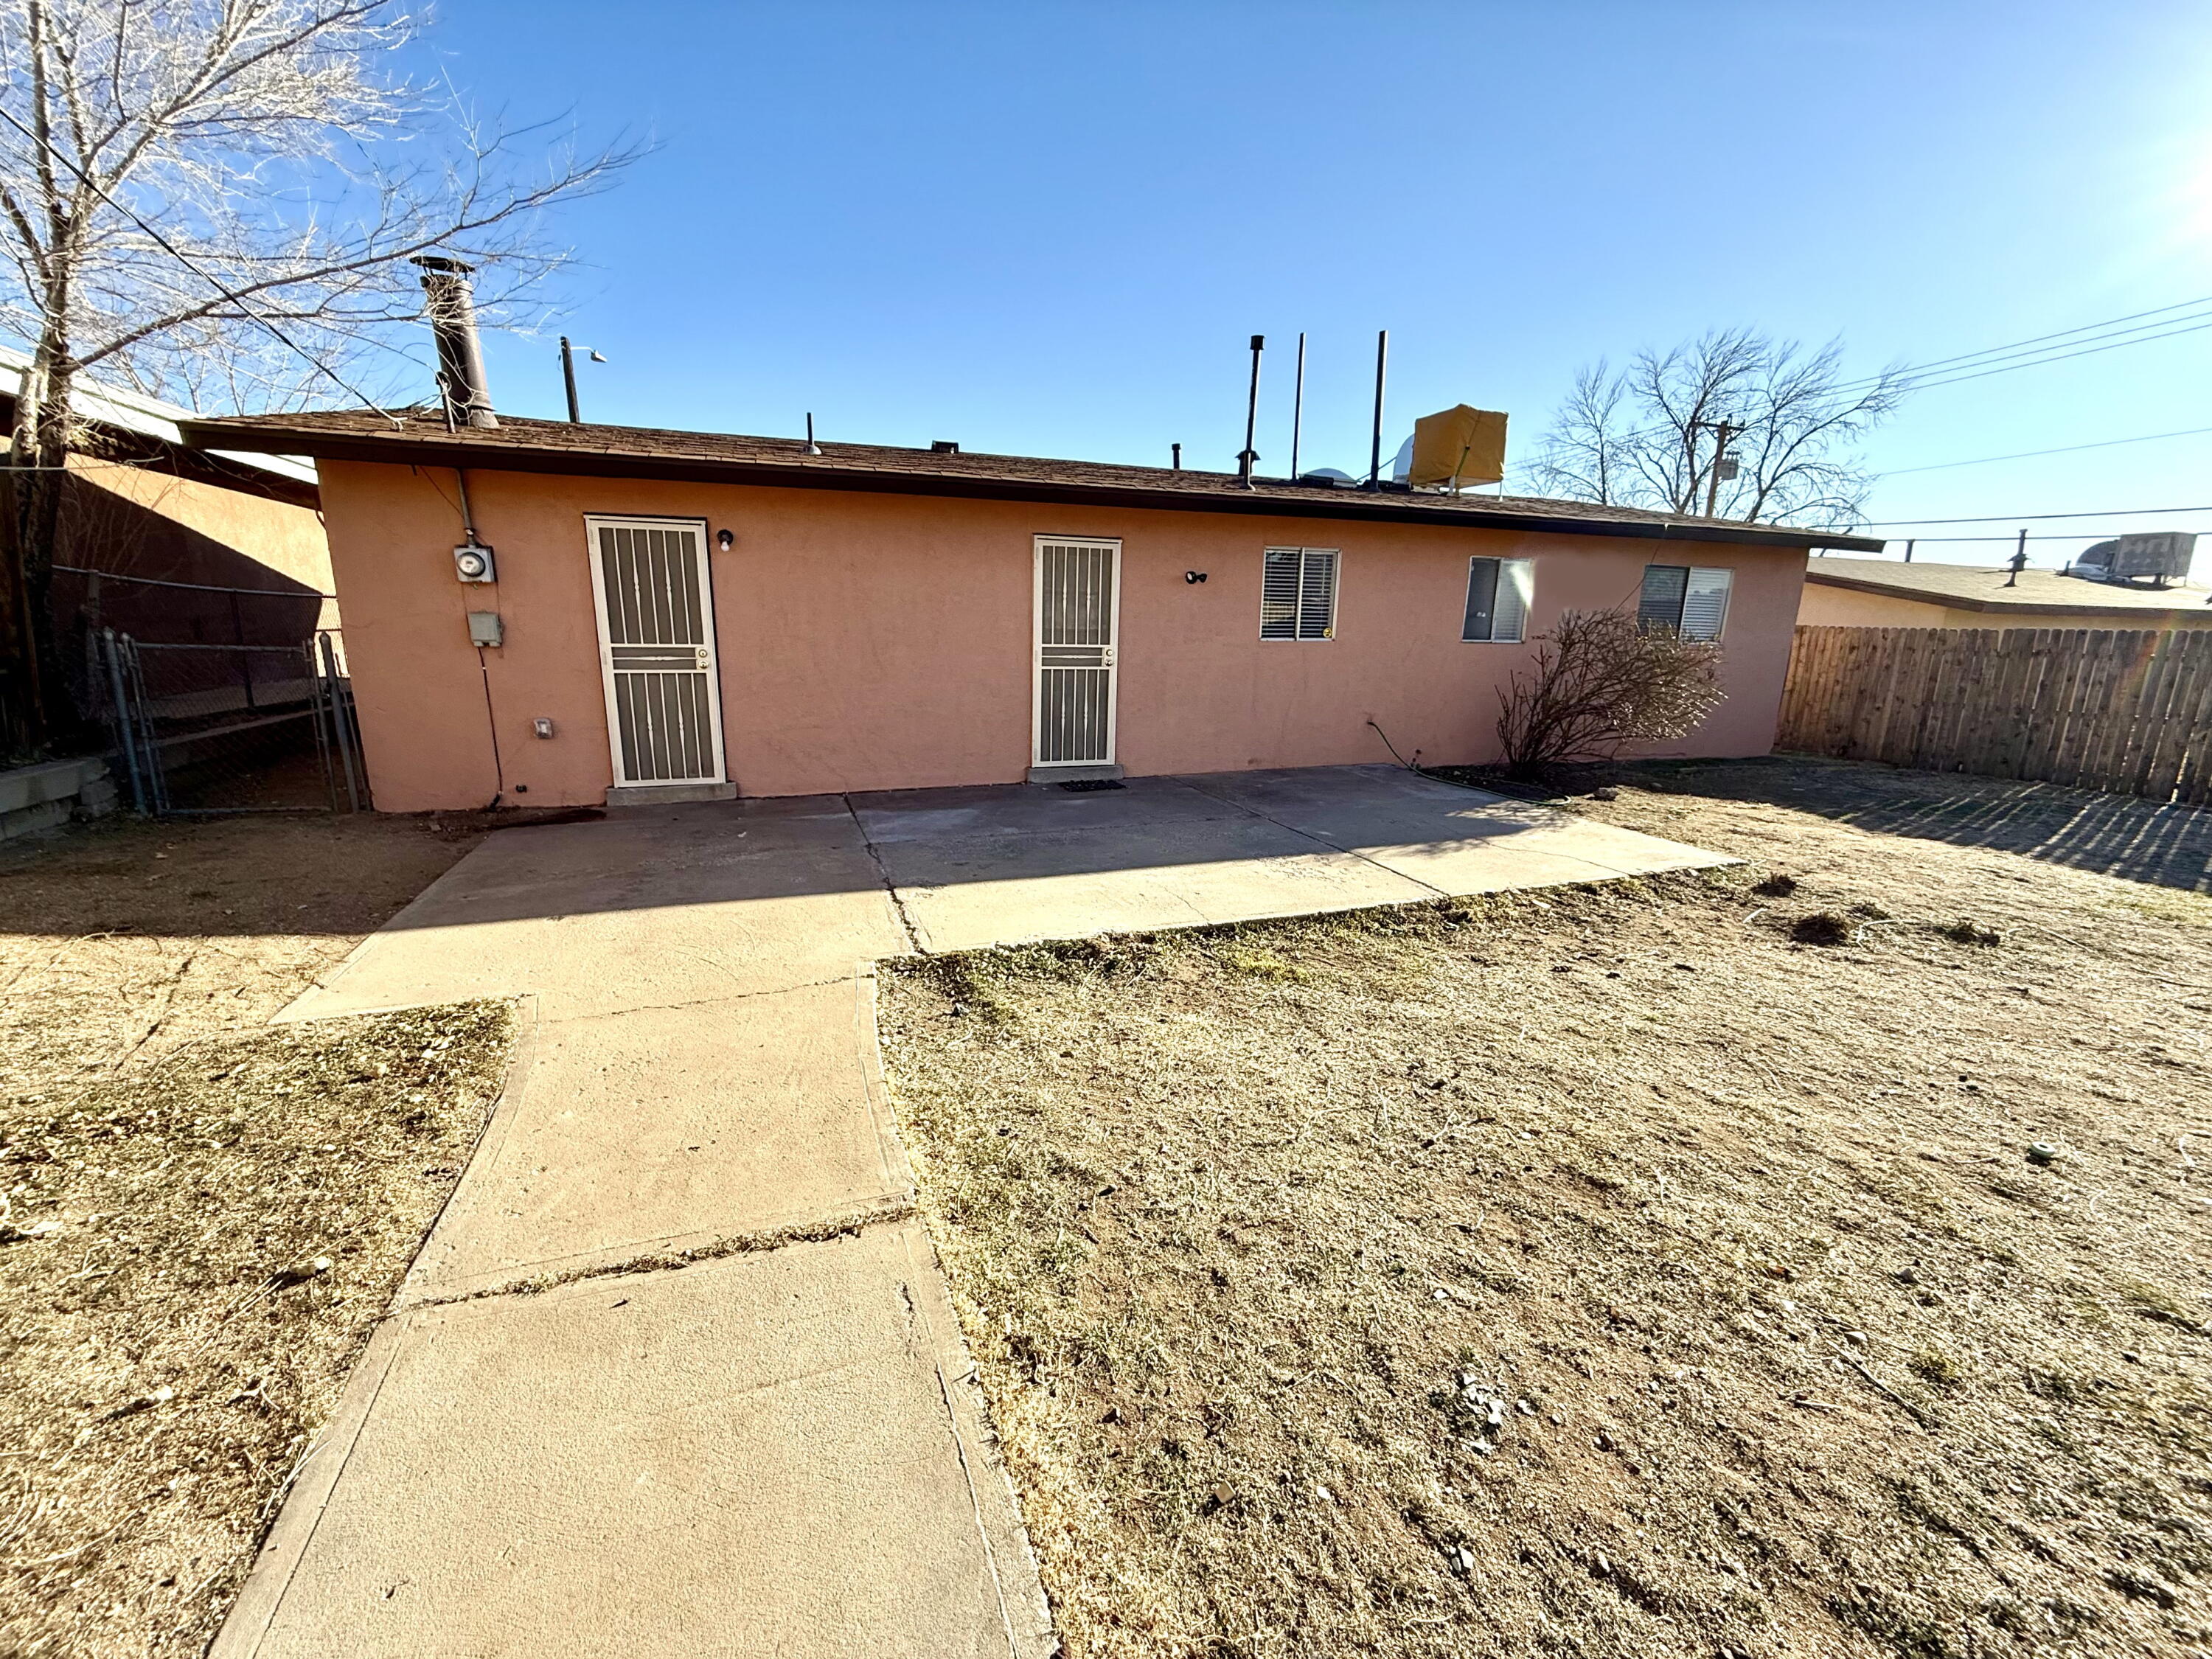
left=1495, top=608, right=1724, bottom=779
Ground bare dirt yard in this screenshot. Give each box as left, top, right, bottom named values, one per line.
left=880, top=758, right=2212, bottom=1659
left=0, top=807, right=517, bottom=1658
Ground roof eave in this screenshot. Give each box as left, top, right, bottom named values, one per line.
left=176, top=420, right=1885, bottom=553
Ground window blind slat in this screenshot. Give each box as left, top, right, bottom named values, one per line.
left=1261, top=547, right=1301, bottom=638
left=1496, top=557, right=1533, bottom=642
left=1298, top=549, right=1337, bottom=639
left=1680, top=567, right=1733, bottom=641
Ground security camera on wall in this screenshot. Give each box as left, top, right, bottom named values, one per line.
left=453, top=543, right=496, bottom=583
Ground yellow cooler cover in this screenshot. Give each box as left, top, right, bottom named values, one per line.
left=1408, top=405, right=1508, bottom=490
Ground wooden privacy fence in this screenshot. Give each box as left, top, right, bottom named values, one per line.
left=1776, top=625, right=2212, bottom=804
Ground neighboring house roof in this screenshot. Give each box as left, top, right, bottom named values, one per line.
left=0, top=343, right=319, bottom=493
left=178, top=408, right=1886, bottom=553
left=1804, top=555, right=2212, bottom=617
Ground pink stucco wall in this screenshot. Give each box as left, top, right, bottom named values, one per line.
left=316, top=459, right=1808, bottom=810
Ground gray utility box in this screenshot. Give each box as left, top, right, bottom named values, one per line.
left=2076, top=532, right=2196, bottom=585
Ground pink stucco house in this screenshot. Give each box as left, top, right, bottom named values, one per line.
left=180, top=269, right=1874, bottom=812
left=176, top=402, right=1879, bottom=812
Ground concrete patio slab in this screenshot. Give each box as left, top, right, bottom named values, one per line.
left=403, top=977, right=909, bottom=1301
left=850, top=773, right=1245, bottom=841
left=868, top=815, right=1436, bottom=952
left=282, top=807, right=907, bottom=1024
left=217, top=1228, right=1051, bottom=1659
left=227, top=763, right=1733, bottom=1658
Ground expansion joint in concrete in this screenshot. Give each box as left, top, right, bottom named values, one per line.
left=843, top=793, right=928, bottom=954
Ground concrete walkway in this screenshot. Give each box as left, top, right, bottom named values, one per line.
left=215, top=766, right=1726, bottom=1658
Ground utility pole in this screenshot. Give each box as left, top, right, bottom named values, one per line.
left=1693, top=419, right=1742, bottom=519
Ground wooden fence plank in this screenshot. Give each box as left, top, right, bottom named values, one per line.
left=2047, top=628, right=2106, bottom=790
left=2167, top=632, right=2212, bottom=804
left=2050, top=630, right=2112, bottom=790
left=2129, top=632, right=2189, bottom=798
left=2020, top=627, right=2081, bottom=782
left=2143, top=631, right=2198, bottom=799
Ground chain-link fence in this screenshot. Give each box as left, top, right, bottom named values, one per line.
left=48, top=563, right=366, bottom=815
left=95, top=627, right=368, bottom=815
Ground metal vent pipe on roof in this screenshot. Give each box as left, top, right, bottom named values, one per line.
left=411, top=255, right=498, bottom=430
left=1239, top=335, right=1264, bottom=489
left=1367, top=330, right=1388, bottom=488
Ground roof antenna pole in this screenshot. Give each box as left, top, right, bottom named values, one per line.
left=1367, top=329, right=1388, bottom=488
left=804, top=412, right=821, bottom=456
left=1172, top=442, right=1182, bottom=470
left=1903, top=538, right=1914, bottom=563
left=1238, top=335, right=1264, bottom=489
left=560, top=336, right=580, bottom=424
left=1290, top=331, right=1307, bottom=481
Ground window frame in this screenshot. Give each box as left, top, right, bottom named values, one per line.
left=1259, top=546, right=1340, bottom=641
left=1462, top=555, right=1534, bottom=643
left=1639, top=563, right=1733, bottom=642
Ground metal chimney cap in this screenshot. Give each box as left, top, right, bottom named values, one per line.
left=411, top=254, right=478, bottom=276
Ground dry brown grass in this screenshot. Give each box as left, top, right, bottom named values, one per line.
left=0, top=808, right=516, bottom=1657
left=881, top=769, right=2212, bottom=1659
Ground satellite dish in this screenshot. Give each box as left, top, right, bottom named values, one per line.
left=1391, top=435, right=1415, bottom=482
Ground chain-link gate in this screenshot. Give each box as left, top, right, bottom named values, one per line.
left=97, top=627, right=369, bottom=815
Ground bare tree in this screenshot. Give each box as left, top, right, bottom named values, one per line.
left=1526, top=328, right=1909, bottom=530
left=1495, top=608, right=1725, bottom=779
left=0, top=0, right=639, bottom=759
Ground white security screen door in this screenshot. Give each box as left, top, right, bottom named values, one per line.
left=585, top=515, right=728, bottom=785
left=1032, top=536, right=1121, bottom=768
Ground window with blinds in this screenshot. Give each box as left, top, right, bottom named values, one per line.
left=1462, top=557, right=1534, bottom=642
left=1261, top=547, right=1338, bottom=640
left=1638, top=564, right=1733, bottom=641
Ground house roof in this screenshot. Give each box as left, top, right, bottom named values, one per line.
left=0, top=344, right=319, bottom=493
left=1804, top=555, right=2212, bottom=616
left=176, top=408, right=1887, bottom=553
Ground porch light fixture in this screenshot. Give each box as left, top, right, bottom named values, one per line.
left=716, top=528, right=734, bottom=552
left=1185, top=570, right=1207, bottom=583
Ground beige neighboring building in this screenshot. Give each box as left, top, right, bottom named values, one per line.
left=1799, top=556, right=2212, bottom=630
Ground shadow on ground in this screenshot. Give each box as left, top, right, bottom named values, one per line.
left=1588, top=756, right=2212, bottom=894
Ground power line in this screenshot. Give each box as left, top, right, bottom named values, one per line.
left=1885, top=316, right=2212, bottom=394
left=1837, top=293, right=2212, bottom=388
left=0, top=102, right=401, bottom=422
left=1844, top=532, right=2190, bottom=544
left=1828, top=294, right=2212, bottom=396
left=1876, top=423, right=2212, bottom=476
left=1864, top=503, right=2212, bottom=526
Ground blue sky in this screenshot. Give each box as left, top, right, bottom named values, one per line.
left=417, top=1, right=2212, bottom=573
